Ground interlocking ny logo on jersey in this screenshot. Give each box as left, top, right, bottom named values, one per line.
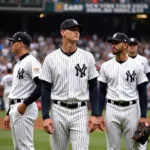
left=17, top=68, right=25, bottom=79
left=126, top=70, right=136, bottom=82
left=75, top=64, right=87, bottom=77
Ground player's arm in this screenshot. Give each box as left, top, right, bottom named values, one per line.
left=41, top=80, right=54, bottom=134
left=146, top=72, right=150, bottom=83
left=23, top=77, right=42, bottom=106
left=98, top=81, right=107, bottom=116
left=137, top=82, right=148, bottom=118
left=88, top=77, right=99, bottom=116
left=41, top=80, right=51, bottom=120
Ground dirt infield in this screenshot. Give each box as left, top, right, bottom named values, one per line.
left=0, top=117, right=43, bottom=129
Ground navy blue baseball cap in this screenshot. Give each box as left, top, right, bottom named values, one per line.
left=7, top=32, right=32, bottom=46
left=107, top=32, right=128, bottom=43
left=128, top=38, right=138, bottom=45
left=60, top=19, right=84, bottom=31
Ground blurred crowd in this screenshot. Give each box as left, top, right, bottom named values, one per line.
left=1, top=33, right=150, bottom=99
left=48, top=0, right=150, bottom=3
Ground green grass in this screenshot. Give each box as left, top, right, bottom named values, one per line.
left=0, top=111, right=150, bottom=150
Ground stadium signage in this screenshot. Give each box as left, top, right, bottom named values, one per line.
left=63, top=3, right=84, bottom=11
left=46, top=2, right=150, bottom=14
left=85, top=3, right=149, bottom=13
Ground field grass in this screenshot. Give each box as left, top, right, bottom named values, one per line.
left=0, top=111, right=150, bottom=150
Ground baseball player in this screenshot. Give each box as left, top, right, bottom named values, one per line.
left=0, top=68, right=13, bottom=112
left=39, top=19, right=100, bottom=150
left=98, top=32, right=148, bottom=150
left=3, top=32, right=41, bottom=150
left=128, top=37, right=150, bottom=82
left=128, top=38, right=150, bottom=149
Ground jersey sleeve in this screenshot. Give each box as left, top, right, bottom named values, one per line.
left=31, top=58, right=41, bottom=79
left=39, top=56, right=53, bottom=83
left=137, top=62, right=148, bottom=85
left=143, top=58, right=150, bottom=74
left=98, top=63, right=107, bottom=83
left=88, top=53, right=99, bottom=80
left=0, top=77, right=4, bottom=86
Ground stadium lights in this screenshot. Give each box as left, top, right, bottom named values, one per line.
left=136, top=14, right=148, bottom=19
left=39, top=13, right=45, bottom=18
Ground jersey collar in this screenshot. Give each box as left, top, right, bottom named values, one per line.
left=19, top=53, right=29, bottom=61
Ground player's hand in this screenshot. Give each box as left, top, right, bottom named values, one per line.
left=3, top=115, right=10, bottom=130
left=17, top=103, right=27, bottom=115
left=138, top=117, right=148, bottom=124
left=43, top=118, right=54, bottom=134
left=88, top=116, right=98, bottom=133
left=98, top=116, right=106, bottom=131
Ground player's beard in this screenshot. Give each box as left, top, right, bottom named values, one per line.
left=112, top=46, right=123, bottom=55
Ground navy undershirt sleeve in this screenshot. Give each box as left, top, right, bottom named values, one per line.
left=23, top=77, right=42, bottom=106
left=88, top=77, right=100, bottom=117
left=146, top=72, right=150, bottom=83
left=137, top=82, right=148, bottom=118
left=41, top=80, right=52, bottom=120
left=98, top=81, right=107, bottom=116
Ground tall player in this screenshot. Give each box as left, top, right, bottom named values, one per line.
left=0, top=68, right=13, bottom=112
left=3, top=32, right=41, bottom=150
left=39, top=19, right=100, bottom=150
left=128, top=37, right=150, bottom=82
left=98, top=32, right=148, bottom=150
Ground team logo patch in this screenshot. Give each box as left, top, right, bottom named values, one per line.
left=33, top=68, right=40, bottom=73
left=17, top=68, right=25, bottom=79
left=75, top=64, right=87, bottom=78
left=126, top=70, right=136, bottom=82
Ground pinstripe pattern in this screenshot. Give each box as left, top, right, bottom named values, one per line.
left=8, top=54, right=41, bottom=150
left=134, top=54, right=150, bottom=74
left=9, top=55, right=41, bottom=99
left=40, top=47, right=98, bottom=150
left=40, top=48, right=98, bottom=101
left=0, top=74, right=13, bottom=111
left=9, top=102, right=38, bottom=150
left=98, top=57, right=148, bottom=150
left=98, top=57, right=148, bottom=101
left=50, top=103, right=89, bottom=150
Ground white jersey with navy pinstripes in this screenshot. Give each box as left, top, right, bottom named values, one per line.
left=98, top=57, right=148, bottom=101
left=0, top=74, right=13, bottom=94
left=8, top=55, right=41, bottom=99
left=39, top=47, right=99, bottom=101
left=132, top=54, right=150, bottom=74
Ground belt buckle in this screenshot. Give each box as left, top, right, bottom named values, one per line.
left=129, top=101, right=133, bottom=105
left=14, top=100, right=18, bottom=104
left=111, top=100, right=114, bottom=105
left=66, top=103, right=69, bottom=108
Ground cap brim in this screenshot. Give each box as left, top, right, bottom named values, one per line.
left=128, top=42, right=138, bottom=44
left=62, top=24, right=84, bottom=31
left=7, top=38, right=16, bottom=42
left=107, top=38, right=123, bottom=43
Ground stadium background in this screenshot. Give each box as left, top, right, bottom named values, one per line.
left=0, top=0, right=150, bottom=149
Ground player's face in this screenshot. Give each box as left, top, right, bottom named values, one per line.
left=128, top=43, right=138, bottom=53
left=111, top=41, right=124, bottom=55
left=62, top=27, right=80, bottom=42
left=10, top=41, right=22, bottom=54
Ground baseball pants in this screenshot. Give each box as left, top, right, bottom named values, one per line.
left=105, top=102, right=146, bottom=150
left=9, top=102, right=38, bottom=150
left=50, top=103, right=89, bottom=150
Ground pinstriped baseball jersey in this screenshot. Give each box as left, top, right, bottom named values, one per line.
left=8, top=55, right=41, bottom=99
left=0, top=74, right=13, bottom=93
left=132, top=54, right=150, bottom=74
left=98, top=57, right=148, bottom=101
left=40, top=48, right=99, bottom=101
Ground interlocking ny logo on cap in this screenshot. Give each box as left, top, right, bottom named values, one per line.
left=130, top=38, right=134, bottom=42
left=73, top=20, right=78, bottom=25
left=113, top=33, right=117, bottom=38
